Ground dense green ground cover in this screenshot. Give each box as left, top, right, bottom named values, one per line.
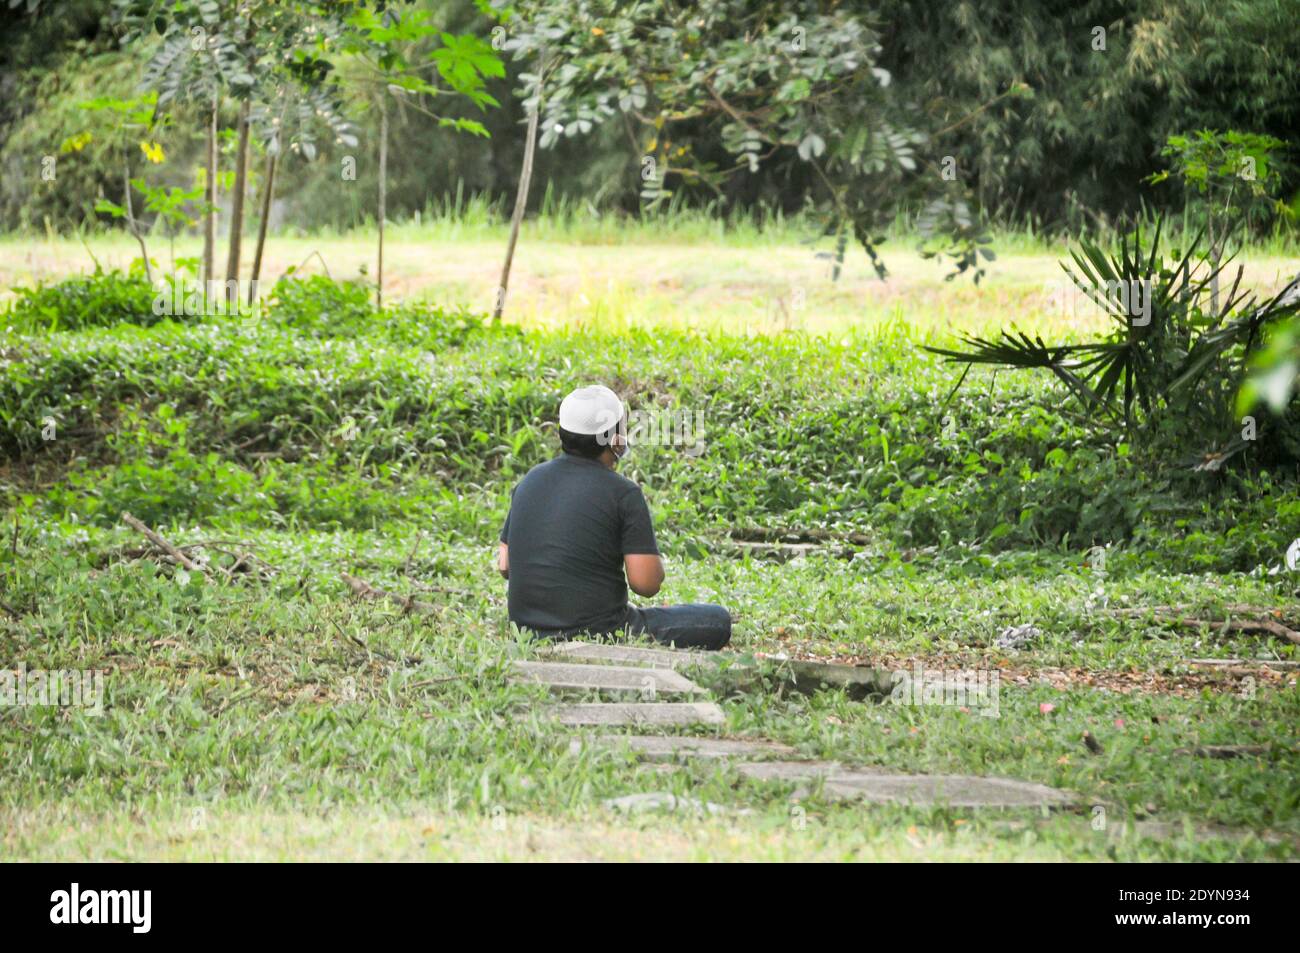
left=1, top=268, right=1297, bottom=860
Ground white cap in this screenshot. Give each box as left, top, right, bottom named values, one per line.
left=558, top=385, right=624, bottom=435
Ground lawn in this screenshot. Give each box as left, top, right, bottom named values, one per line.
left=1, top=226, right=1297, bottom=860
left=4, top=221, right=1299, bottom=336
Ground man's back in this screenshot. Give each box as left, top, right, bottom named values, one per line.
left=500, top=454, right=659, bottom=633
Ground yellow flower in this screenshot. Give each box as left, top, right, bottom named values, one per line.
left=60, top=131, right=93, bottom=153
left=140, top=141, right=166, bottom=164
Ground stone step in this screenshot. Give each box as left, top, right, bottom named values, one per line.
left=547, top=702, right=727, bottom=727
left=541, top=645, right=895, bottom=701
left=737, top=761, right=1075, bottom=808
left=735, top=760, right=853, bottom=781
left=602, top=792, right=731, bottom=815
left=823, top=774, right=1077, bottom=808
left=511, top=660, right=702, bottom=696
left=766, top=659, right=895, bottom=700
left=543, top=641, right=721, bottom=670
left=581, top=734, right=798, bottom=761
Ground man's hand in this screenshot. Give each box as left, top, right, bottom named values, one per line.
left=496, top=542, right=509, bottom=580
left=624, top=553, right=664, bottom=597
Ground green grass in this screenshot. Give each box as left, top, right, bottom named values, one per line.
left=0, top=526, right=1296, bottom=860
left=1, top=240, right=1298, bottom=861
left=4, top=223, right=1298, bottom=337
left=1, top=523, right=1296, bottom=860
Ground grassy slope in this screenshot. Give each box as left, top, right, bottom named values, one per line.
left=1, top=229, right=1298, bottom=861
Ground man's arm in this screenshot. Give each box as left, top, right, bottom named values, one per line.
left=619, top=484, right=662, bottom=597
left=624, top=553, right=664, bottom=597
left=496, top=542, right=509, bottom=579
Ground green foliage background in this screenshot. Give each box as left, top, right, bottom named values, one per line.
left=2, top=0, right=1299, bottom=233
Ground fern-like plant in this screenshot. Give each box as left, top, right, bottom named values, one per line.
left=926, top=219, right=1300, bottom=468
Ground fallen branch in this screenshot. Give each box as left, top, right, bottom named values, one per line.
left=109, top=534, right=277, bottom=579
left=1173, top=744, right=1272, bottom=759
left=328, top=614, right=421, bottom=666
left=1163, top=616, right=1298, bottom=645
left=232, top=431, right=270, bottom=452
left=121, top=512, right=209, bottom=574
left=1110, top=607, right=1299, bottom=646
left=1186, top=658, right=1300, bottom=671
left=340, top=572, right=440, bottom=615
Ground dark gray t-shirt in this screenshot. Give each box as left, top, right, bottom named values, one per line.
left=500, top=454, right=659, bottom=633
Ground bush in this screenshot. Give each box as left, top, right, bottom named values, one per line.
left=264, top=275, right=508, bottom=351
left=263, top=275, right=374, bottom=333
left=6, top=272, right=1297, bottom=570
left=5, top=267, right=161, bottom=332
left=929, top=221, right=1300, bottom=470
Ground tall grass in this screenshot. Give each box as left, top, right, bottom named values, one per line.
left=4, top=180, right=1297, bottom=259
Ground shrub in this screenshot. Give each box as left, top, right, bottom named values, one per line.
left=5, top=267, right=161, bottom=332
left=6, top=272, right=1297, bottom=570
left=928, top=220, right=1300, bottom=469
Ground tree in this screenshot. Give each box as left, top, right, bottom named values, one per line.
left=490, top=0, right=991, bottom=282
left=338, top=4, right=503, bottom=307
left=486, top=2, right=557, bottom=321
left=246, top=70, right=356, bottom=305
left=1148, top=130, right=1291, bottom=311
left=115, top=0, right=259, bottom=290
left=242, top=9, right=357, bottom=305
left=115, top=0, right=357, bottom=305
left=61, top=92, right=169, bottom=284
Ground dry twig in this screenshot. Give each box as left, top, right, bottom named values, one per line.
left=340, top=572, right=440, bottom=616
left=121, top=512, right=210, bottom=574
left=1110, top=606, right=1299, bottom=646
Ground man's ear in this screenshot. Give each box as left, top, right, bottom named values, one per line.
left=610, top=421, right=628, bottom=460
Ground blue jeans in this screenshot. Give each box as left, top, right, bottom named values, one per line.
left=625, top=603, right=732, bottom=651
left=526, top=603, right=732, bottom=651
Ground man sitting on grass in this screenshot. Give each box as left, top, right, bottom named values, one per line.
left=496, top=384, right=732, bottom=650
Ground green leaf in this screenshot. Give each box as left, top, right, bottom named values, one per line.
left=94, top=198, right=126, bottom=219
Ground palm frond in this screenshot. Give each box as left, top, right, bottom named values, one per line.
left=925, top=333, right=1117, bottom=415
left=925, top=216, right=1292, bottom=451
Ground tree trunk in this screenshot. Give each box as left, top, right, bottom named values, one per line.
left=1207, top=211, right=1218, bottom=315
left=203, top=88, right=219, bottom=296
left=377, top=90, right=388, bottom=310
left=493, top=99, right=540, bottom=323
left=122, top=162, right=153, bottom=286
left=225, top=98, right=251, bottom=307
left=248, top=151, right=278, bottom=307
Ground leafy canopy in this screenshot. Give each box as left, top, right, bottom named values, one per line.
left=493, top=0, right=990, bottom=279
